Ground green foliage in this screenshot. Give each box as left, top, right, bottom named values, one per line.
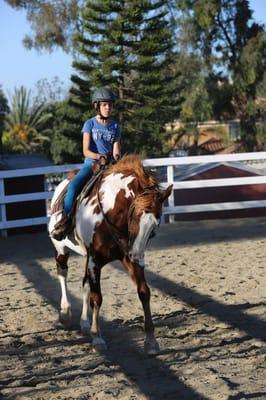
left=4, top=0, right=83, bottom=53
left=6, top=0, right=265, bottom=156
left=48, top=100, right=83, bottom=164
left=33, top=77, right=68, bottom=105
left=0, top=86, right=10, bottom=154
left=256, top=122, right=266, bottom=150
left=175, top=55, right=212, bottom=123
left=177, top=0, right=266, bottom=151
left=69, top=0, right=180, bottom=157
left=4, top=86, right=52, bottom=154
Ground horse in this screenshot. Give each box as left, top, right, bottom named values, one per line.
left=48, top=154, right=172, bottom=354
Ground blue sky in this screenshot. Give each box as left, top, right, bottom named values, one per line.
left=0, top=0, right=265, bottom=97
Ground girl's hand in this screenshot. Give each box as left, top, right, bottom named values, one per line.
left=99, top=154, right=107, bottom=166
left=113, top=154, right=121, bottom=161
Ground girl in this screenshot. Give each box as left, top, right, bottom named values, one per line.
left=51, top=87, right=121, bottom=240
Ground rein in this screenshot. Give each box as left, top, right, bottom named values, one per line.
left=96, top=175, right=160, bottom=257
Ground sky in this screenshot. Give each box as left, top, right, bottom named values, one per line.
left=0, top=0, right=265, bottom=98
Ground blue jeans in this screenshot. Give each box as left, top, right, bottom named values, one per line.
left=64, top=159, right=93, bottom=215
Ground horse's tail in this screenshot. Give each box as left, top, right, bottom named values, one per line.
left=50, top=179, right=69, bottom=214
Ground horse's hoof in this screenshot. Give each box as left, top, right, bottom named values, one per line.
left=144, top=337, right=160, bottom=355
left=92, top=337, right=107, bottom=352
left=80, top=319, right=90, bottom=335
left=59, top=309, right=72, bottom=329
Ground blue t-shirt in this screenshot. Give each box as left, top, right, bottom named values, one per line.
left=82, top=117, right=120, bottom=156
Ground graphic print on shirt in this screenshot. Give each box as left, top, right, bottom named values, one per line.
left=92, top=127, right=116, bottom=143
left=82, top=117, right=120, bottom=155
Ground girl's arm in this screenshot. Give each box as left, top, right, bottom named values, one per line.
left=113, top=140, right=121, bottom=161
left=83, top=132, right=101, bottom=160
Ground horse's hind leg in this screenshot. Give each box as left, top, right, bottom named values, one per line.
left=81, top=257, right=107, bottom=351
left=80, top=256, right=91, bottom=334
left=122, top=257, right=160, bottom=355
left=56, top=252, right=72, bottom=328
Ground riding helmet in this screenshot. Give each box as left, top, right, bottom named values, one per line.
left=92, top=87, right=116, bottom=104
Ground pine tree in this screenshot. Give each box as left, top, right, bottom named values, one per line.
left=49, top=100, right=83, bottom=164
left=69, top=0, right=180, bottom=157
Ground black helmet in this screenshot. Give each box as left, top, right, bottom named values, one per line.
left=92, top=87, right=116, bottom=104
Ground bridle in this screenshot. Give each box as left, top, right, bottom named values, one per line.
left=96, top=175, right=160, bottom=256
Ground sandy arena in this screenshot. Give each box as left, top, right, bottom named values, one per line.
left=0, top=217, right=265, bottom=400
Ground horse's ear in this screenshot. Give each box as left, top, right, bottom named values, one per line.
left=160, top=184, right=173, bottom=202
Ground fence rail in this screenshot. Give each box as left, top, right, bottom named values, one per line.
left=1, top=151, right=266, bottom=234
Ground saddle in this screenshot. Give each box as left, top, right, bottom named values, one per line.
left=53, top=167, right=105, bottom=213
left=50, top=158, right=111, bottom=240
left=77, top=165, right=105, bottom=206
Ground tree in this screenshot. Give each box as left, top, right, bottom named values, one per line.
left=48, top=100, right=82, bottom=164
left=29, top=79, right=80, bottom=164
left=0, top=87, right=9, bottom=155
left=4, top=0, right=84, bottom=53
left=69, top=0, right=180, bottom=157
left=4, top=86, right=52, bottom=154
left=176, top=0, right=266, bottom=151
left=33, top=77, right=68, bottom=105
left=176, top=55, right=213, bottom=154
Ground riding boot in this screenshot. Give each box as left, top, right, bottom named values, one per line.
left=51, top=213, right=73, bottom=241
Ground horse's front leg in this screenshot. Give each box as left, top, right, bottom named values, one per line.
left=122, top=256, right=160, bottom=355
left=56, top=253, right=72, bottom=328
left=81, top=257, right=106, bottom=351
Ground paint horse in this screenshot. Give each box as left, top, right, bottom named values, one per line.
left=48, top=155, right=172, bottom=354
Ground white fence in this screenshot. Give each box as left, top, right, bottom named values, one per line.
left=1, top=152, right=266, bottom=235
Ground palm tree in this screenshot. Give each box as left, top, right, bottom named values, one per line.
left=4, top=86, right=52, bottom=153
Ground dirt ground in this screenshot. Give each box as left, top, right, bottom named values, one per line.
left=0, top=217, right=265, bottom=400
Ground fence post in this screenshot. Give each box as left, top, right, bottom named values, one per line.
left=0, top=178, right=7, bottom=237
left=167, top=165, right=175, bottom=223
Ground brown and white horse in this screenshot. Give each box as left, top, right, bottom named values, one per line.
left=48, top=155, right=172, bottom=354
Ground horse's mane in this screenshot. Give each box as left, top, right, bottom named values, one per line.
left=106, top=154, right=159, bottom=189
